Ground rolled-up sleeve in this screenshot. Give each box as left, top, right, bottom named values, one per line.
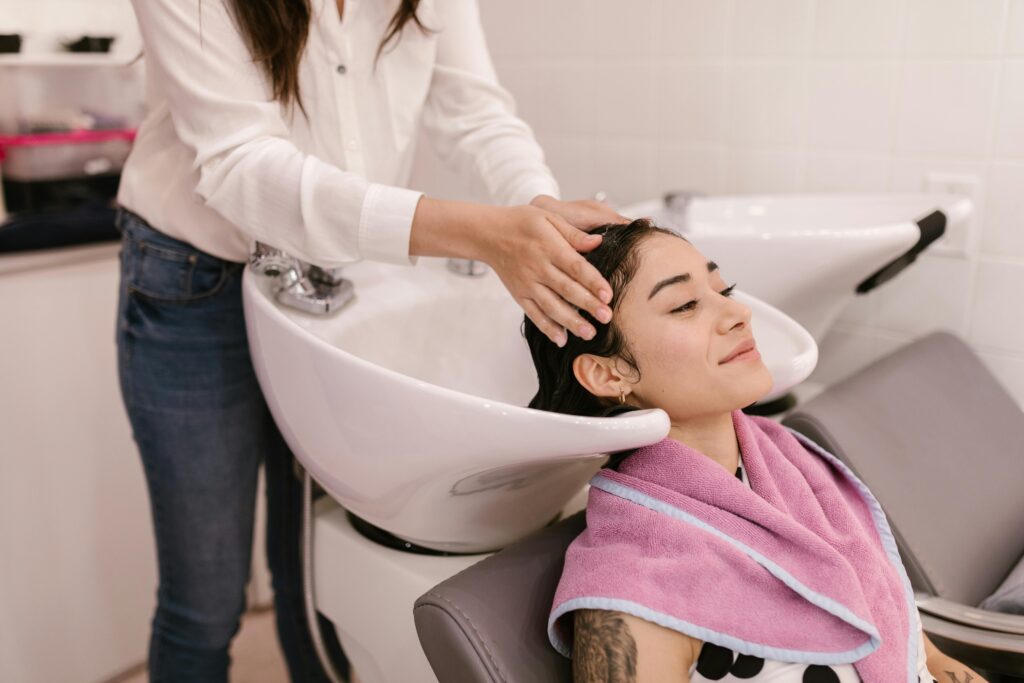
left=130, top=0, right=421, bottom=266
left=420, top=0, right=560, bottom=207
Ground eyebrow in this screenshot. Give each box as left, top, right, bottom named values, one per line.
left=648, top=261, right=719, bottom=300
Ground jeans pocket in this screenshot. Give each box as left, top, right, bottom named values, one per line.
left=125, top=235, right=231, bottom=304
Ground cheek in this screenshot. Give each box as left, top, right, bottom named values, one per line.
left=628, top=323, right=710, bottom=388
left=657, top=334, right=707, bottom=370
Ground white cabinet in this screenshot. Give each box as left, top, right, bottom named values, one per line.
left=0, top=244, right=155, bottom=683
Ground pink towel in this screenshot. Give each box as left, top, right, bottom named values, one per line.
left=549, top=411, right=919, bottom=683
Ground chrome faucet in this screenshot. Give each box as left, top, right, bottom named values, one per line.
left=446, top=258, right=489, bottom=277
left=249, top=242, right=355, bottom=315
left=663, top=189, right=705, bottom=231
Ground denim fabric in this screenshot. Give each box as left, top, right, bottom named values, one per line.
left=115, top=208, right=347, bottom=682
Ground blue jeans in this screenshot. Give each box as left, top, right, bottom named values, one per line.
left=115, top=209, right=347, bottom=682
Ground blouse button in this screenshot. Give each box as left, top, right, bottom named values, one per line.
left=336, top=64, right=347, bottom=75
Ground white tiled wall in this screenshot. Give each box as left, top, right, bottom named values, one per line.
left=0, top=0, right=134, bottom=33
left=461, top=0, right=1024, bottom=405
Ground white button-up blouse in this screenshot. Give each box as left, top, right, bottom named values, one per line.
left=119, top=0, right=559, bottom=266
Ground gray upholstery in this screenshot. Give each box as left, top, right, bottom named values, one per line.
left=783, top=331, right=1024, bottom=607
left=784, top=331, right=1024, bottom=677
left=414, top=512, right=584, bottom=683
left=982, top=556, right=1024, bottom=615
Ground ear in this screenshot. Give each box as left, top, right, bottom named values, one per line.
left=572, top=353, right=627, bottom=401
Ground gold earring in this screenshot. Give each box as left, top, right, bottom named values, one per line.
left=619, top=389, right=627, bottom=405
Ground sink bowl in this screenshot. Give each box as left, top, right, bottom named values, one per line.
left=621, top=193, right=972, bottom=343
left=243, top=258, right=815, bottom=552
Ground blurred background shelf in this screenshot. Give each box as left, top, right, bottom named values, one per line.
left=0, top=53, right=137, bottom=66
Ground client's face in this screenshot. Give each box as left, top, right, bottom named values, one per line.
left=611, top=234, right=773, bottom=421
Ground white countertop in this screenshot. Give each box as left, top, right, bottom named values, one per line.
left=0, top=240, right=119, bottom=277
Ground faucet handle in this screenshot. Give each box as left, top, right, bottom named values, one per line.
left=662, top=190, right=706, bottom=232
left=446, top=259, right=489, bottom=277
left=307, top=265, right=346, bottom=289
left=249, top=242, right=354, bottom=315
left=250, top=241, right=301, bottom=278
left=663, top=189, right=706, bottom=211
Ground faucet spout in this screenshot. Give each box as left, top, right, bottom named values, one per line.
left=446, top=258, right=489, bottom=277
left=249, top=242, right=355, bottom=315
left=663, top=189, right=705, bottom=231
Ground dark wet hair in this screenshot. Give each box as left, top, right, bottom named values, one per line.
left=524, top=218, right=682, bottom=417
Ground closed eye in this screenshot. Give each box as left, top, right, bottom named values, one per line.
left=670, top=283, right=737, bottom=314
left=671, top=300, right=698, bottom=314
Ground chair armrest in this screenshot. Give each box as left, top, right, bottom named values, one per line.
left=919, top=610, right=1024, bottom=678
left=915, top=593, right=1024, bottom=635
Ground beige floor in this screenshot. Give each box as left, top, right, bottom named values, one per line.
left=117, top=608, right=290, bottom=683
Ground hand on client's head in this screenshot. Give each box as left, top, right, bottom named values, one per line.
left=477, top=204, right=615, bottom=347
left=410, top=196, right=615, bottom=347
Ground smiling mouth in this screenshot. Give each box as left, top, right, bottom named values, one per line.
left=720, top=339, right=759, bottom=364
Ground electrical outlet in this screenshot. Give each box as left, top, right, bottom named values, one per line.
left=924, top=172, right=980, bottom=256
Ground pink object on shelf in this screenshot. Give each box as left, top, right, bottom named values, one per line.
left=0, top=129, right=137, bottom=162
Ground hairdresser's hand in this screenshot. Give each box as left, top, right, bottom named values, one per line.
left=409, top=197, right=614, bottom=347
left=530, top=195, right=630, bottom=231
left=486, top=204, right=615, bottom=346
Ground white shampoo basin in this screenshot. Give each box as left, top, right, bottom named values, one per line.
left=243, top=256, right=815, bottom=552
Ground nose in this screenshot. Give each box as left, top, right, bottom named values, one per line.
left=718, top=295, right=751, bottom=335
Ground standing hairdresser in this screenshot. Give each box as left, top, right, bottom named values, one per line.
left=118, top=0, right=623, bottom=680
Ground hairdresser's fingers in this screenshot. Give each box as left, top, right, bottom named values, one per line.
left=532, top=195, right=631, bottom=230
left=550, top=215, right=603, bottom=254
left=545, top=266, right=612, bottom=325
left=532, top=284, right=597, bottom=341
left=554, top=250, right=613, bottom=318
left=521, top=297, right=567, bottom=347
left=574, top=199, right=632, bottom=227
left=548, top=215, right=613, bottom=305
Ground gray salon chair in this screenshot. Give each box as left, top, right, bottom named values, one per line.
left=782, top=331, right=1024, bottom=679
left=414, top=511, right=583, bottom=682
left=414, top=331, right=1024, bottom=682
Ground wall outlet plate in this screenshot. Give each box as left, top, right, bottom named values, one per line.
left=924, top=172, right=980, bottom=256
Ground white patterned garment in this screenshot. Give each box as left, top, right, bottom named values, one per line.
left=686, top=459, right=936, bottom=683
left=687, top=634, right=933, bottom=682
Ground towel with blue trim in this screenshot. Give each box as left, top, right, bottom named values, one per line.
left=548, top=412, right=919, bottom=683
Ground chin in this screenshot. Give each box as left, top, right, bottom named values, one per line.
left=733, top=364, right=775, bottom=408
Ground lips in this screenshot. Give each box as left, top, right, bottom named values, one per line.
left=720, top=338, right=758, bottom=364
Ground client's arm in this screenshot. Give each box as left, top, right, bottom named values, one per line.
left=573, top=609, right=698, bottom=682
left=923, top=633, right=989, bottom=683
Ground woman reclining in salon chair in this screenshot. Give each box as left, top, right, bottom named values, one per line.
left=524, top=219, right=982, bottom=683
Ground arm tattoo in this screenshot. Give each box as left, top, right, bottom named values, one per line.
left=943, top=672, right=974, bottom=683
left=573, top=610, right=638, bottom=683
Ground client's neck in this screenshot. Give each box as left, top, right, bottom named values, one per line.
left=668, top=412, right=739, bottom=475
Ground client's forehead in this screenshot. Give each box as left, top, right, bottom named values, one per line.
left=615, top=234, right=712, bottom=312
left=636, top=233, right=709, bottom=280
